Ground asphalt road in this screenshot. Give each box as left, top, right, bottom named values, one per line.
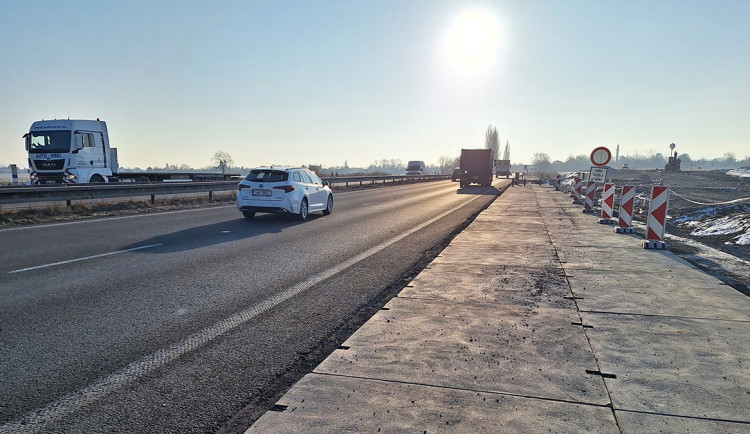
left=0, top=179, right=508, bottom=433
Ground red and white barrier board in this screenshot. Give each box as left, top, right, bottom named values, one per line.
left=583, top=181, right=596, bottom=213
left=598, top=183, right=616, bottom=224
left=615, top=185, right=635, bottom=233
left=572, top=177, right=583, bottom=203
left=642, top=186, right=670, bottom=249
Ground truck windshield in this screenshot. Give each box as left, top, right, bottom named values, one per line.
left=26, top=130, right=72, bottom=153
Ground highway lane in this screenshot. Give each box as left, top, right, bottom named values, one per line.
left=0, top=179, right=509, bottom=432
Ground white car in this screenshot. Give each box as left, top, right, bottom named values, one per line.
left=236, top=167, right=333, bottom=220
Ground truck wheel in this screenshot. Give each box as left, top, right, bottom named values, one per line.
left=242, top=210, right=255, bottom=220
left=90, top=174, right=105, bottom=183
left=297, top=198, right=309, bottom=221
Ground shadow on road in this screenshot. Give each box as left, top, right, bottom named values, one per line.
left=121, top=213, right=322, bottom=254
left=456, top=185, right=503, bottom=195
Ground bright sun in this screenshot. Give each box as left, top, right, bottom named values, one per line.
left=445, top=9, right=501, bottom=72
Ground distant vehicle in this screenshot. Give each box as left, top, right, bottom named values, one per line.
left=494, top=159, right=511, bottom=178
left=405, top=161, right=426, bottom=175
left=459, top=149, right=494, bottom=188
left=236, top=167, right=333, bottom=221
left=24, top=119, right=238, bottom=184
left=451, top=168, right=463, bottom=182
left=621, top=163, right=630, bottom=170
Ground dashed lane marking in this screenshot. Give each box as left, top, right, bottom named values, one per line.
left=7, top=244, right=163, bottom=274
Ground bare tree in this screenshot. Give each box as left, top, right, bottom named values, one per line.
left=532, top=152, right=553, bottom=172
left=212, top=151, right=234, bottom=173
left=438, top=155, right=459, bottom=174
left=485, top=125, right=499, bottom=158
left=503, top=140, right=510, bottom=160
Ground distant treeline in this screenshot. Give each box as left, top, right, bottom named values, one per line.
left=6, top=151, right=746, bottom=177
left=529, top=152, right=749, bottom=172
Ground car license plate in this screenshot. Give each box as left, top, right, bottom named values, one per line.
left=252, top=189, right=272, bottom=196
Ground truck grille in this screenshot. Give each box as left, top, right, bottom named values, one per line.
left=34, top=159, right=66, bottom=170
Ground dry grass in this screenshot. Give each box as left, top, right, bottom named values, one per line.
left=0, top=192, right=237, bottom=227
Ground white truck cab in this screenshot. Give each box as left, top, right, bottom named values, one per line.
left=25, top=119, right=117, bottom=184
left=406, top=160, right=425, bottom=175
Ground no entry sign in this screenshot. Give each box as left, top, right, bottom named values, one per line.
left=590, top=147, right=612, bottom=167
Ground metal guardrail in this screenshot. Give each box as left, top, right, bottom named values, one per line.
left=0, top=175, right=450, bottom=206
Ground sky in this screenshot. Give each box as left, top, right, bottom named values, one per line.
left=1, top=0, right=748, bottom=170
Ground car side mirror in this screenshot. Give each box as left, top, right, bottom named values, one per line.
left=322, top=180, right=329, bottom=186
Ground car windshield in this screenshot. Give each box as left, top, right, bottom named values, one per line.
left=245, top=170, right=289, bottom=182
left=26, top=130, right=72, bottom=153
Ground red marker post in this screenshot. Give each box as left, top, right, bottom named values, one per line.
left=598, top=183, right=616, bottom=224
left=582, top=181, right=596, bottom=213
left=642, top=186, right=670, bottom=249
left=615, top=185, right=635, bottom=234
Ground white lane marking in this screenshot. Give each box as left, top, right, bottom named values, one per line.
left=7, top=244, right=163, bottom=274
left=0, top=187, right=493, bottom=433
left=361, top=202, right=377, bottom=206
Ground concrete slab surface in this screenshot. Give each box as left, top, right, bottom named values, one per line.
left=582, top=312, right=750, bottom=422
left=315, top=296, right=610, bottom=405
left=248, top=184, right=750, bottom=433
left=616, top=410, right=750, bottom=433
left=567, top=271, right=750, bottom=320
left=433, top=244, right=562, bottom=269
left=248, top=374, right=619, bottom=434
left=400, top=265, right=572, bottom=310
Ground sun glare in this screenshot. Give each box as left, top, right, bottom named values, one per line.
left=444, top=9, right=502, bottom=73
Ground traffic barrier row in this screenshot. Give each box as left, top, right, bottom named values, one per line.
left=559, top=179, right=669, bottom=250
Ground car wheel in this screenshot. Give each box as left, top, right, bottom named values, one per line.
left=297, top=197, right=309, bottom=221
left=323, top=194, right=333, bottom=215
left=242, top=210, right=255, bottom=220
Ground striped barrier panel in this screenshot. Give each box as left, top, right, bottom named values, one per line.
left=598, top=183, right=616, bottom=224
left=615, top=185, right=635, bottom=233
left=572, top=177, right=583, bottom=203
left=642, top=185, right=670, bottom=249
left=583, top=181, right=596, bottom=213
left=555, top=175, right=561, bottom=191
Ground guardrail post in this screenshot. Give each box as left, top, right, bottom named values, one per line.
left=66, top=199, right=72, bottom=207
left=10, top=164, right=18, bottom=185
left=209, top=191, right=213, bottom=201
left=151, top=194, right=155, bottom=205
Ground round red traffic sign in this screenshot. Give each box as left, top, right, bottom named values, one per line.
left=590, top=147, right=611, bottom=167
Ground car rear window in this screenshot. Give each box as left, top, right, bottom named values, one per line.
left=245, top=170, right=288, bottom=182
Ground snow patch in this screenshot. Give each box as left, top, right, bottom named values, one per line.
left=673, top=204, right=750, bottom=245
